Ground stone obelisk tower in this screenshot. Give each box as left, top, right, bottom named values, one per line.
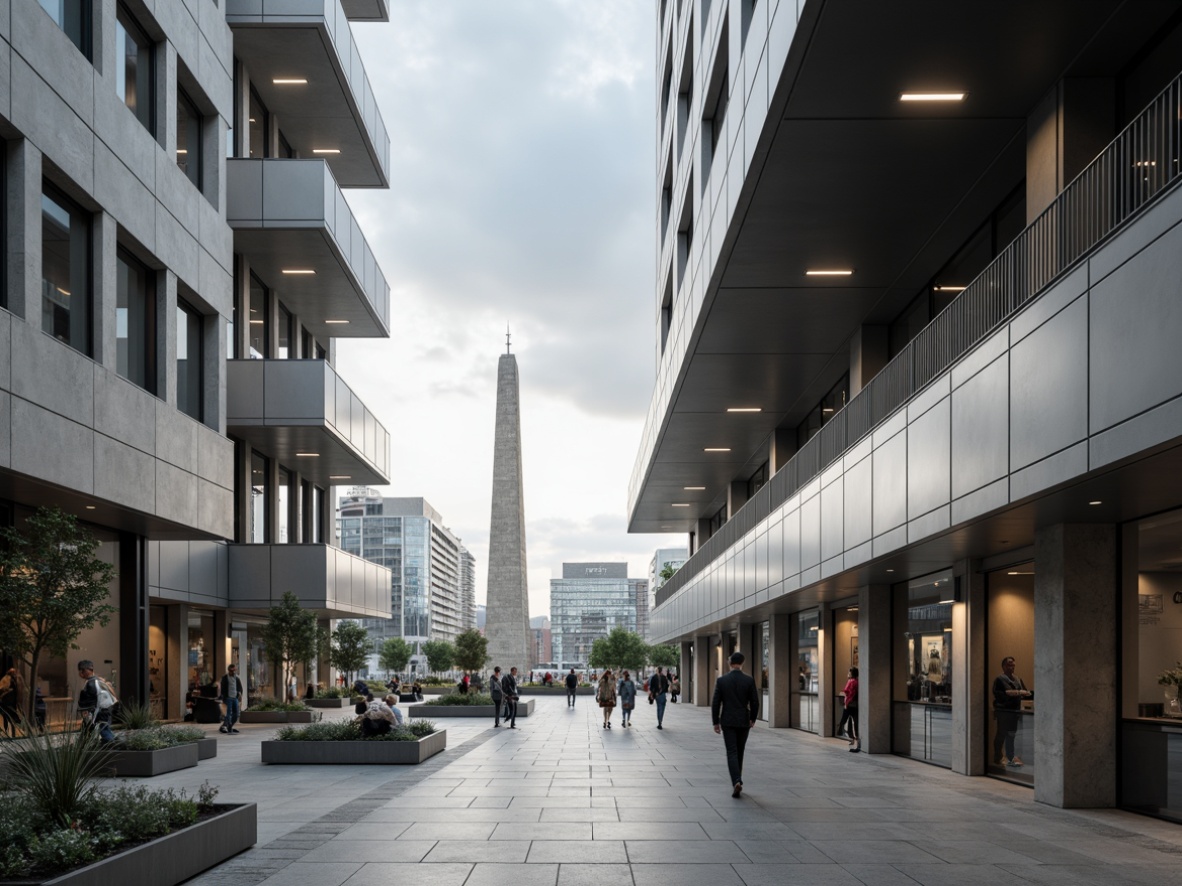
left=485, top=334, right=531, bottom=673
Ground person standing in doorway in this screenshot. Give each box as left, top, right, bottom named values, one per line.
left=597, top=669, right=617, bottom=728
left=618, top=670, right=637, bottom=727
left=712, top=651, right=760, bottom=798
left=992, top=656, right=1032, bottom=767
left=649, top=666, right=670, bottom=729
left=837, top=667, right=859, bottom=752
left=490, top=666, right=505, bottom=727
left=218, top=664, right=244, bottom=734
left=565, top=668, right=578, bottom=707
left=502, top=667, right=520, bottom=728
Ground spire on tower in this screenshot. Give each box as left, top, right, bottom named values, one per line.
left=505, top=325, right=512, bottom=354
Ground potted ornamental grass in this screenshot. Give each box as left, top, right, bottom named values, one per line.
left=0, top=727, right=254, bottom=885
left=239, top=698, right=317, bottom=724
left=260, top=718, right=445, bottom=765
left=409, top=692, right=535, bottom=719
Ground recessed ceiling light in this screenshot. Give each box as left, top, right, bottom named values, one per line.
left=295, top=452, right=320, bottom=457
left=56, top=287, right=70, bottom=296
left=249, top=320, right=264, bottom=325
left=1089, top=500, right=1102, bottom=506
left=312, top=149, right=341, bottom=155
left=85, top=505, right=96, bottom=510
left=324, top=319, right=351, bottom=325
left=806, top=269, right=853, bottom=276
left=1007, top=571, right=1035, bottom=576
left=671, top=503, right=691, bottom=508
left=704, top=448, right=731, bottom=452
left=176, top=149, right=188, bottom=155
left=939, top=599, right=955, bottom=605
left=934, top=285, right=966, bottom=292
left=727, top=407, right=761, bottom=413
left=886, top=568, right=894, bottom=573
left=273, top=78, right=308, bottom=85
left=684, top=486, right=706, bottom=491
left=900, top=92, right=965, bottom=102
left=943, top=627, right=953, bottom=632
left=282, top=269, right=316, bottom=275
left=848, top=606, right=859, bottom=612
left=329, top=475, right=351, bottom=480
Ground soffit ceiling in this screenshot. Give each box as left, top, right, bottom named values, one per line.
left=631, top=0, right=1181, bottom=533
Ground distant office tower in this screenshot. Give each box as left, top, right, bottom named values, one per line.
left=476, top=605, right=487, bottom=630
left=550, top=564, right=648, bottom=667
left=339, top=492, right=467, bottom=669
left=485, top=346, right=532, bottom=672
left=458, top=547, right=477, bottom=631
left=530, top=616, right=553, bottom=668
left=648, top=547, right=688, bottom=628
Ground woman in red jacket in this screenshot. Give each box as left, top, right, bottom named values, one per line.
left=838, top=667, right=860, bottom=752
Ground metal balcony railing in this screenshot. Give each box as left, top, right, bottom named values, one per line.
left=655, top=70, right=1182, bottom=609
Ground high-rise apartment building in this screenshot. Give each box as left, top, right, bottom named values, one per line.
left=633, top=0, right=1182, bottom=818
left=458, top=546, right=477, bottom=632
left=0, top=1, right=393, bottom=721
left=339, top=492, right=469, bottom=664
left=648, top=547, right=688, bottom=625
left=550, top=564, right=648, bottom=668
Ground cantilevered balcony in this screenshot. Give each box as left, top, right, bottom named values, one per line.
left=227, top=359, right=390, bottom=487
left=228, top=543, right=391, bottom=619
left=227, top=159, right=389, bottom=339
left=341, top=0, right=388, bottom=21
left=226, top=0, right=390, bottom=187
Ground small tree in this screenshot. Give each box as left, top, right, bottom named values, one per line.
left=453, top=629, right=489, bottom=674
left=259, top=592, right=320, bottom=698
left=421, top=640, right=455, bottom=676
left=329, top=620, right=370, bottom=687
left=587, top=628, right=648, bottom=674
left=0, top=507, right=118, bottom=722
left=647, top=643, right=680, bottom=670
left=379, top=637, right=411, bottom=677
left=658, top=562, right=679, bottom=583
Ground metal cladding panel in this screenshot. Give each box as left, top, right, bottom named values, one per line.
left=799, top=492, right=821, bottom=570
left=820, top=475, right=844, bottom=562
left=1009, top=296, right=1089, bottom=471
left=951, top=354, right=1009, bottom=500
left=843, top=454, right=873, bottom=549
left=873, top=429, right=907, bottom=534
left=906, top=397, right=951, bottom=521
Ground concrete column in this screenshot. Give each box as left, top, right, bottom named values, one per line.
left=858, top=584, right=891, bottom=754
left=166, top=604, right=184, bottom=721
left=160, top=271, right=177, bottom=407
left=6, top=139, right=41, bottom=321
left=849, top=325, right=889, bottom=398
left=693, top=634, right=711, bottom=706
left=768, top=613, right=791, bottom=727
left=952, top=564, right=986, bottom=775
left=1026, top=78, right=1115, bottom=222
left=819, top=604, right=835, bottom=737
left=1034, top=523, right=1118, bottom=808
left=680, top=641, right=692, bottom=695
left=94, top=213, right=117, bottom=368
left=207, top=310, right=226, bottom=434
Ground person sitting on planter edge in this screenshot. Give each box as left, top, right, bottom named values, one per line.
left=358, top=696, right=397, bottom=736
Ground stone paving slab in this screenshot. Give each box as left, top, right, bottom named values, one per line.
left=133, top=696, right=1182, bottom=885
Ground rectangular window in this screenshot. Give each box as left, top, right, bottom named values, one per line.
left=176, top=88, right=201, bottom=189
left=248, top=88, right=270, bottom=158
left=116, top=247, right=156, bottom=393
left=176, top=299, right=203, bottom=421
left=248, top=272, right=268, bottom=358
left=277, top=302, right=292, bottom=359
left=38, top=0, right=90, bottom=58
left=277, top=467, right=291, bottom=543
left=41, top=185, right=91, bottom=354
left=250, top=451, right=268, bottom=543
left=115, top=3, right=153, bottom=133
left=278, top=131, right=294, bottom=159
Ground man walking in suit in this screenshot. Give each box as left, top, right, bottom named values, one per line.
left=502, top=666, right=520, bottom=728
left=712, top=651, right=760, bottom=798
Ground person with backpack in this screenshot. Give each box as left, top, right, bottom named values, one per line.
left=76, top=660, right=116, bottom=742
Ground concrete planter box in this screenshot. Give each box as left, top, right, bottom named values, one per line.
left=101, top=743, right=199, bottom=777
left=39, top=803, right=256, bottom=886
left=196, top=737, right=218, bottom=760
left=260, top=729, right=446, bottom=764
left=307, top=697, right=351, bottom=708
left=518, top=686, right=595, bottom=696
left=239, top=710, right=317, bottom=724
left=408, top=699, right=535, bottom=718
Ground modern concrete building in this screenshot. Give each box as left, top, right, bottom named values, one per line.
left=0, top=0, right=393, bottom=722
left=458, top=545, right=477, bottom=632
left=529, top=615, right=552, bottom=670
left=339, top=492, right=468, bottom=672
left=633, top=0, right=1182, bottom=819
left=485, top=346, right=532, bottom=673
left=550, top=563, right=649, bottom=669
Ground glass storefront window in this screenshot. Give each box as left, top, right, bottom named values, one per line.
left=187, top=609, right=215, bottom=697
left=893, top=569, right=955, bottom=767
left=148, top=605, right=168, bottom=719
left=792, top=610, right=819, bottom=732
left=986, top=564, right=1035, bottom=784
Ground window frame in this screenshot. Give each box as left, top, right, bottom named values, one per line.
left=114, top=1, right=155, bottom=134
left=41, top=182, right=93, bottom=356
left=37, top=0, right=91, bottom=60
left=115, top=245, right=158, bottom=394
left=176, top=86, right=202, bottom=190
left=176, top=297, right=204, bottom=422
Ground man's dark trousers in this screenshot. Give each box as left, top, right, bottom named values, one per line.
left=506, top=698, right=518, bottom=726
left=722, top=725, right=751, bottom=786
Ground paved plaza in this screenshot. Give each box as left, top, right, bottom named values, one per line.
left=125, top=696, right=1182, bottom=885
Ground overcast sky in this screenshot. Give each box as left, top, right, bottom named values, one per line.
left=336, top=2, right=683, bottom=618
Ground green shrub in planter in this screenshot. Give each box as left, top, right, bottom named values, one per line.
left=315, top=686, right=351, bottom=699
left=423, top=692, right=494, bottom=706
left=116, top=724, right=206, bottom=750
left=245, top=698, right=311, bottom=712
left=114, top=699, right=160, bottom=731
left=275, top=719, right=437, bottom=742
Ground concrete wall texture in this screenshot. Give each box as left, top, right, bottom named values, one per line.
left=485, top=353, right=531, bottom=673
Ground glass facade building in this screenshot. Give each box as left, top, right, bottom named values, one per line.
left=550, top=563, right=649, bottom=668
